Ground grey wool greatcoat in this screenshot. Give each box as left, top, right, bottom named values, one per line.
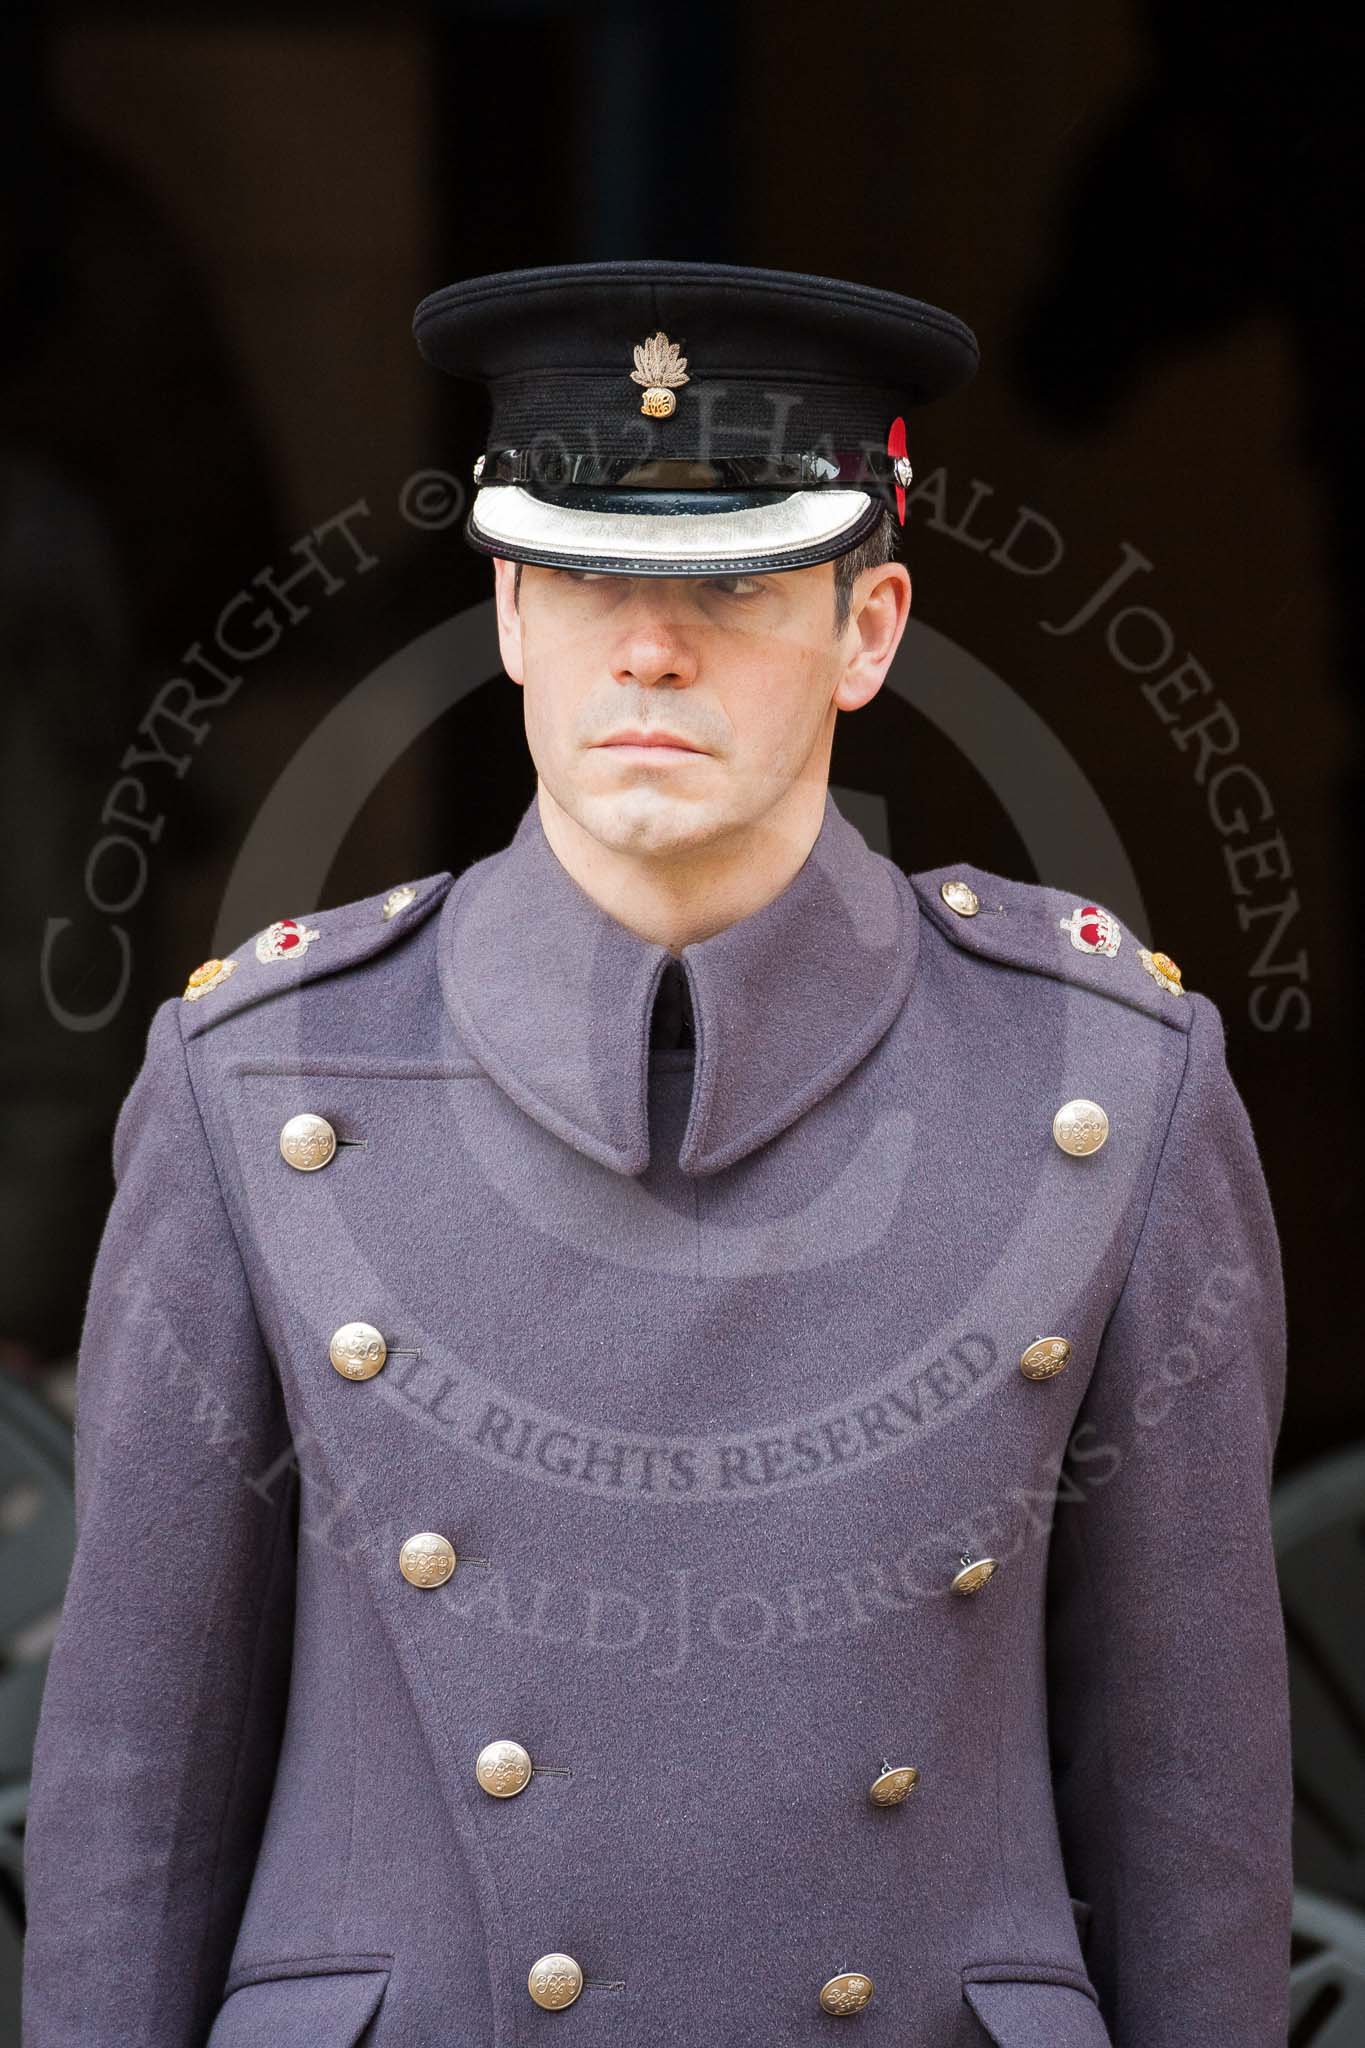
left=21, top=789, right=1292, bottom=2048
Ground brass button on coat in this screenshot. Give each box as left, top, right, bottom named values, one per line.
left=329, top=1321, right=388, bottom=1381
left=1020, top=1336, right=1072, bottom=1381
left=476, top=1738, right=533, bottom=1797
left=820, top=1970, right=874, bottom=2015
left=398, top=1531, right=457, bottom=1588
left=527, top=1952, right=583, bottom=2010
left=279, top=1112, right=337, bottom=1171
left=1052, top=1097, right=1109, bottom=1156
left=869, top=1764, right=919, bottom=1806
left=950, top=1554, right=997, bottom=1595
left=940, top=878, right=980, bottom=917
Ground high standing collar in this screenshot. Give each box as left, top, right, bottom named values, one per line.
left=437, top=791, right=919, bottom=1178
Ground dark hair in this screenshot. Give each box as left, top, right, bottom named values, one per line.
left=831, top=504, right=900, bottom=632
left=510, top=502, right=900, bottom=633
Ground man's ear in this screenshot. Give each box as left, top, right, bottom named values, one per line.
left=492, top=556, right=526, bottom=685
left=834, top=562, right=911, bottom=715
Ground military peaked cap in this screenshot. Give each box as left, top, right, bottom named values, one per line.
left=410, top=259, right=979, bottom=576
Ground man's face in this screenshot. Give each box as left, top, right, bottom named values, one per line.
left=491, top=553, right=911, bottom=859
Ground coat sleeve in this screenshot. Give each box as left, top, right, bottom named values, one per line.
left=1044, top=987, right=1292, bottom=2047
left=22, top=997, right=298, bottom=2048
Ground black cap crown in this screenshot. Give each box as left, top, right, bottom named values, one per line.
left=412, top=259, right=979, bottom=575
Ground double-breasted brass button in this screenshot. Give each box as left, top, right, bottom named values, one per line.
left=1020, top=1336, right=1072, bottom=1381
left=398, top=1531, right=457, bottom=1588
left=527, top=1952, right=583, bottom=2010
left=1052, top=1097, right=1109, bottom=1156
left=940, top=878, right=980, bottom=917
left=820, top=1970, right=874, bottom=2015
left=869, top=1764, right=919, bottom=1806
left=950, top=1553, right=997, bottom=1595
left=329, top=1321, right=388, bottom=1381
left=476, top=1738, right=533, bottom=1797
left=279, top=1112, right=337, bottom=1171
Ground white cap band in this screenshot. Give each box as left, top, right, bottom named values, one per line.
left=467, top=483, right=877, bottom=571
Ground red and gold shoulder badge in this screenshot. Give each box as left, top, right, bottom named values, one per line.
left=182, top=956, right=237, bottom=1001
left=1059, top=902, right=1121, bottom=957
left=1138, top=946, right=1185, bottom=995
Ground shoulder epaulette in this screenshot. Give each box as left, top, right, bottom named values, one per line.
left=909, top=860, right=1195, bottom=1034
left=178, top=870, right=455, bottom=1039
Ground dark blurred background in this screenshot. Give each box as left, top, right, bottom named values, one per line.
left=2, top=0, right=1362, bottom=2030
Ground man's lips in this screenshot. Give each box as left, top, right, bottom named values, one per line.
left=595, top=731, right=706, bottom=753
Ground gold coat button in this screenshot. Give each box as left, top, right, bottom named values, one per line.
left=1020, top=1336, right=1072, bottom=1381
left=279, top=1112, right=337, bottom=1171
left=476, top=1738, right=533, bottom=1797
left=950, top=1553, right=998, bottom=1595
left=398, top=1531, right=457, bottom=1588
left=329, top=1321, right=388, bottom=1381
left=820, top=1970, right=874, bottom=2015
left=527, top=1952, right=583, bottom=2010
left=869, top=1764, right=919, bottom=1806
left=1052, top=1098, right=1109, bottom=1156
left=940, top=878, right=980, bottom=916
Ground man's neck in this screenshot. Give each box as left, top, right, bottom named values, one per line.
left=533, top=778, right=830, bottom=956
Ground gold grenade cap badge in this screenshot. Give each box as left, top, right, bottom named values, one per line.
left=630, top=330, right=689, bottom=417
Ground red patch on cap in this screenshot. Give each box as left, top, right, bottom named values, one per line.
left=887, top=416, right=908, bottom=525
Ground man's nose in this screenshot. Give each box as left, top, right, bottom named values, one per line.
left=610, top=602, right=700, bottom=686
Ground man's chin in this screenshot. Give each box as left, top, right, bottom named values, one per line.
left=571, top=781, right=732, bottom=856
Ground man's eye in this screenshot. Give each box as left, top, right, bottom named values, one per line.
left=556, top=569, right=763, bottom=595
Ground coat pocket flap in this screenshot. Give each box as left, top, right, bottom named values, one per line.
left=207, top=1965, right=390, bottom=2047
left=964, top=1976, right=1113, bottom=2046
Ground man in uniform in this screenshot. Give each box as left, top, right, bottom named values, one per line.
left=22, top=261, right=1292, bottom=2048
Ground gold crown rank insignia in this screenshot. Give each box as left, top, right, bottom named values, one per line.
left=1060, top=902, right=1121, bottom=956
left=630, top=331, right=689, bottom=417
left=255, top=917, right=322, bottom=964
